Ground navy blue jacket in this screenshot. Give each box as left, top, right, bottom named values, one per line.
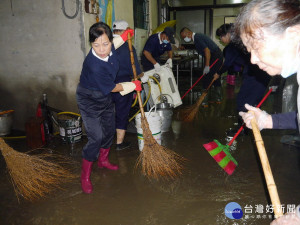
left=219, top=43, right=247, bottom=75
left=141, top=33, right=172, bottom=70
left=272, top=111, right=298, bottom=129
left=79, top=46, right=119, bottom=95
left=194, top=33, right=221, bottom=56
left=115, top=42, right=142, bottom=82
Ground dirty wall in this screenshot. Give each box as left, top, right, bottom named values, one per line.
left=0, top=0, right=156, bottom=131
left=0, top=0, right=87, bottom=130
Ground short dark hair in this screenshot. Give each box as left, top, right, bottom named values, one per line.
left=216, top=23, right=233, bottom=37
left=180, top=27, right=191, bottom=35
left=89, top=22, right=113, bottom=43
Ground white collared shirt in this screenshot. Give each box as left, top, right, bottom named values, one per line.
left=92, top=48, right=112, bottom=62
left=192, top=33, right=196, bottom=42
left=158, top=32, right=162, bottom=44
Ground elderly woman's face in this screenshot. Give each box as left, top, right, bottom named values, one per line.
left=91, top=33, right=112, bottom=59
left=241, top=29, right=285, bottom=76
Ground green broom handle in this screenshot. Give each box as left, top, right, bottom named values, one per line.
left=127, top=32, right=146, bottom=119
left=228, top=88, right=273, bottom=146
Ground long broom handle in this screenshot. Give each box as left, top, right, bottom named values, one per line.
left=181, top=58, right=219, bottom=100
left=228, top=88, right=273, bottom=146
left=0, top=110, right=14, bottom=116
left=250, top=113, right=283, bottom=218
left=127, top=33, right=146, bottom=119
left=205, top=76, right=218, bottom=91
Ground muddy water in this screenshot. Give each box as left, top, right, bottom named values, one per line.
left=1, top=83, right=300, bottom=225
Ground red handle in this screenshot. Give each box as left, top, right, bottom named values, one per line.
left=181, top=58, right=219, bottom=100
left=228, top=88, right=273, bottom=146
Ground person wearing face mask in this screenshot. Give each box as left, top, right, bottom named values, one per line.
left=76, top=22, right=142, bottom=194
left=141, top=27, right=174, bottom=76
left=180, top=27, right=223, bottom=106
left=111, top=20, right=142, bottom=151
left=234, top=1, right=300, bottom=224
left=215, top=23, right=270, bottom=135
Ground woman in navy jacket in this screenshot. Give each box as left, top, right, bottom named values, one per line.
left=215, top=23, right=270, bottom=114
left=76, top=22, right=141, bottom=194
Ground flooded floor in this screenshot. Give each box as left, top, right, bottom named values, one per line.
left=1, top=76, right=300, bottom=225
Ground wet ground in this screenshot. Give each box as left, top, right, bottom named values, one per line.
left=1, top=76, right=300, bottom=225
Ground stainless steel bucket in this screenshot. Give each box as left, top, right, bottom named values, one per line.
left=156, top=102, right=173, bottom=132
left=0, top=111, right=14, bottom=136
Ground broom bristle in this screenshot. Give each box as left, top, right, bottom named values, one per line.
left=180, top=92, right=207, bottom=122
left=0, top=138, right=77, bottom=201
left=135, top=119, right=186, bottom=180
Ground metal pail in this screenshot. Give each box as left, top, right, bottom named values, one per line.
left=0, top=111, right=14, bottom=136
left=57, top=113, right=82, bottom=143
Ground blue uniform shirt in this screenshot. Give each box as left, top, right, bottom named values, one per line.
left=141, top=33, right=172, bottom=71
left=79, top=46, right=119, bottom=95
left=219, top=43, right=248, bottom=75
left=194, top=33, right=220, bottom=56
left=115, top=42, right=142, bottom=82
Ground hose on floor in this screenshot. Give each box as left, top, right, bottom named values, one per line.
left=129, top=76, right=162, bottom=122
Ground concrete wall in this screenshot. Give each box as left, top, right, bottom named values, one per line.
left=0, top=0, right=87, bottom=130
left=150, top=0, right=158, bottom=32
left=115, top=0, right=134, bottom=28
left=0, top=0, right=138, bottom=131
left=212, top=7, right=241, bottom=50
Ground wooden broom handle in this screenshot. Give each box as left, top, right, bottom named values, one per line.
left=127, top=33, right=146, bottom=118
left=250, top=112, right=283, bottom=218
left=205, top=77, right=217, bottom=91
left=0, top=110, right=14, bottom=116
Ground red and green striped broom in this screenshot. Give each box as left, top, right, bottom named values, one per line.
left=203, top=88, right=273, bottom=175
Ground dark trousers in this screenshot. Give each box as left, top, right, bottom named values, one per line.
left=202, top=51, right=223, bottom=89
left=76, top=84, right=115, bottom=161
left=237, top=74, right=270, bottom=112
left=111, top=91, right=133, bottom=130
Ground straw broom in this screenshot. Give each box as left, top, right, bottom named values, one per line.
left=180, top=76, right=217, bottom=122
left=250, top=113, right=283, bottom=218
left=127, top=33, right=185, bottom=179
left=0, top=138, right=76, bottom=201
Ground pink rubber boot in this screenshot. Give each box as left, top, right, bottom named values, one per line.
left=226, top=75, right=231, bottom=85
left=229, top=75, right=236, bottom=85
left=81, top=159, right=93, bottom=194
left=98, top=148, right=119, bottom=170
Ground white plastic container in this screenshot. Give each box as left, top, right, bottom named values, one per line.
left=135, top=112, right=162, bottom=151
left=143, top=65, right=182, bottom=108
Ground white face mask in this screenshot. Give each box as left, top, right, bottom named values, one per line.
left=184, top=37, right=191, bottom=43
left=281, top=38, right=300, bottom=78
left=113, top=34, right=120, bottom=38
